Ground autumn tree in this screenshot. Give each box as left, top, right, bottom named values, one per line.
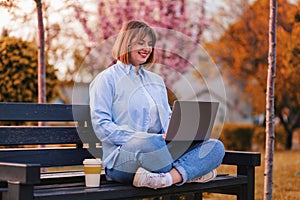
left=0, top=37, right=58, bottom=102
left=207, top=0, right=300, bottom=149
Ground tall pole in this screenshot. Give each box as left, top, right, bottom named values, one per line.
left=35, top=0, right=46, bottom=104
left=35, top=0, right=46, bottom=127
left=264, top=0, right=277, bottom=199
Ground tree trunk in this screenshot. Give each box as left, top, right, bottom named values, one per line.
left=279, top=108, right=300, bottom=149
left=35, top=0, right=46, bottom=127
left=264, top=0, right=277, bottom=200
left=285, top=129, right=293, bottom=149
left=35, top=0, right=46, bottom=104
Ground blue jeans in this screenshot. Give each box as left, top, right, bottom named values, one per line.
left=105, top=133, right=225, bottom=185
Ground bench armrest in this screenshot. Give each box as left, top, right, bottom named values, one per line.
left=222, top=151, right=261, bottom=166
left=0, top=162, right=40, bottom=184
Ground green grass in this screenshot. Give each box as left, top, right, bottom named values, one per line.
left=204, top=150, right=300, bottom=200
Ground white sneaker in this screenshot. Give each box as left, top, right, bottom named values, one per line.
left=187, top=169, right=217, bottom=183
left=133, top=167, right=168, bottom=189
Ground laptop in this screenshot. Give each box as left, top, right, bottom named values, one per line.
left=165, top=100, right=219, bottom=142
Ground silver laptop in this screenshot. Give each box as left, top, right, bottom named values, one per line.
left=165, top=100, right=219, bottom=142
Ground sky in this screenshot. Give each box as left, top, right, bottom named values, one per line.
left=0, top=1, right=35, bottom=34
left=0, top=0, right=70, bottom=32
left=0, top=8, right=11, bottom=29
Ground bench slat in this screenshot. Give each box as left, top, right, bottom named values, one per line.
left=0, top=127, right=82, bottom=145
left=33, top=175, right=248, bottom=200
left=0, top=127, right=99, bottom=146
left=0, top=148, right=101, bottom=167
left=222, top=150, right=261, bottom=166
left=0, top=103, right=90, bottom=122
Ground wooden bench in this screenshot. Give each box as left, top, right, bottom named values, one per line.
left=0, top=102, right=261, bottom=200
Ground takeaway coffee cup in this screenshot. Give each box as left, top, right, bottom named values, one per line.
left=83, top=158, right=102, bottom=187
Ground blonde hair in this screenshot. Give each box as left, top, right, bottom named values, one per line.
left=112, top=20, right=156, bottom=67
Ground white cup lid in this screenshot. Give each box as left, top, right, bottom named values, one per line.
left=83, top=158, right=102, bottom=165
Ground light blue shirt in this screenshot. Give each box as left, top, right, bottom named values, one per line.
left=89, top=61, right=171, bottom=169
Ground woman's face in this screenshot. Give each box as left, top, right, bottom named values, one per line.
left=129, top=34, right=153, bottom=67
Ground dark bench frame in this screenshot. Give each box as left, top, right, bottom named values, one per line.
left=0, top=102, right=261, bottom=200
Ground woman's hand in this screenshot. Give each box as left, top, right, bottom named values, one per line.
left=161, top=134, right=167, bottom=140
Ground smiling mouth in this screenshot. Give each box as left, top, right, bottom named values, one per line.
left=138, top=51, right=150, bottom=58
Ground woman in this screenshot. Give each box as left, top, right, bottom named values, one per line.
left=89, top=20, right=225, bottom=189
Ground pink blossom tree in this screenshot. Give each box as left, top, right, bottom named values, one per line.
left=73, top=0, right=210, bottom=88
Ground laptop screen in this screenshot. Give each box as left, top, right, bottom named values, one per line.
left=165, top=101, right=219, bottom=142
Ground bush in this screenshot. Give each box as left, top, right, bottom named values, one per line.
left=0, top=36, right=59, bottom=102
left=252, top=125, right=287, bottom=150
left=218, top=123, right=289, bottom=151
left=219, top=123, right=255, bottom=151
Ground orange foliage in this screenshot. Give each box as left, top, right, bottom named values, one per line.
left=207, top=0, right=300, bottom=115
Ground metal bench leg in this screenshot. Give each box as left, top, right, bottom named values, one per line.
left=237, top=165, right=255, bottom=200
left=6, top=182, right=33, bottom=200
